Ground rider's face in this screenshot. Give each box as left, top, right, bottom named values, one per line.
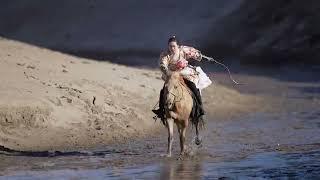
left=168, top=42, right=179, bottom=54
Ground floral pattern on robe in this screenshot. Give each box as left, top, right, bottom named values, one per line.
left=159, top=46, right=212, bottom=90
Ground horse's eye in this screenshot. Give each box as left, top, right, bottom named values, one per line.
left=174, top=86, right=178, bottom=89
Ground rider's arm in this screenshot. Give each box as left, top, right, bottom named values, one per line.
left=181, top=46, right=202, bottom=61
left=159, top=52, right=169, bottom=74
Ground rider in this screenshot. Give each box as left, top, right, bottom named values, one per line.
left=153, top=36, right=212, bottom=121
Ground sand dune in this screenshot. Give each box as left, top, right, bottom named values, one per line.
left=0, top=38, right=261, bottom=151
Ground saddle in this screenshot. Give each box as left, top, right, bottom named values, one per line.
left=152, top=78, right=204, bottom=125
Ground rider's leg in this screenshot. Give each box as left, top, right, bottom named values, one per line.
left=152, top=88, right=165, bottom=119
left=184, top=79, right=205, bottom=115
left=159, top=88, right=164, bottom=112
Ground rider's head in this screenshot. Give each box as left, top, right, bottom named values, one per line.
left=168, top=36, right=179, bottom=54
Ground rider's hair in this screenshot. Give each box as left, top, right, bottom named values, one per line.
left=168, top=36, right=179, bottom=44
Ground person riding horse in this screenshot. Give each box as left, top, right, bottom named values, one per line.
left=153, top=36, right=212, bottom=121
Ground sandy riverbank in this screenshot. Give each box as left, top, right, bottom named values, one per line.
left=0, top=38, right=263, bottom=151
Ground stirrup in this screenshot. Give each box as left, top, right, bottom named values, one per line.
left=152, top=109, right=164, bottom=119
left=152, top=109, right=161, bottom=116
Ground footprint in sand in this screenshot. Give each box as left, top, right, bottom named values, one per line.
left=47, top=97, right=63, bottom=106
left=94, top=119, right=102, bottom=130
left=61, top=96, right=72, bottom=103
left=16, top=62, right=25, bottom=66
left=23, top=72, right=38, bottom=80
left=82, top=61, right=90, bottom=64
left=26, top=65, right=36, bottom=69
left=141, top=72, right=152, bottom=77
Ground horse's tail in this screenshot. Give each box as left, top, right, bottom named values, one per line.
left=193, top=115, right=205, bottom=145
left=192, top=115, right=205, bottom=130
left=198, top=116, right=206, bottom=130
left=189, top=93, right=206, bottom=130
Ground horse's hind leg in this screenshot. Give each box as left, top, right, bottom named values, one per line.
left=195, top=121, right=202, bottom=145
left=166, top=118, right=174, bottom=157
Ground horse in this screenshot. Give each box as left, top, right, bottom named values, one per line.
left=162, top=71, right=204, bottom=158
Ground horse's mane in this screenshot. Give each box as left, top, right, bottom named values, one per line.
left=166, top=72, right=191, bottom=95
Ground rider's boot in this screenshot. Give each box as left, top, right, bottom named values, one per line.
left=152, top=88, right=165, bottom=119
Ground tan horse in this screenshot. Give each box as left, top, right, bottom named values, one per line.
left=163, top=71, right=203, bottom=158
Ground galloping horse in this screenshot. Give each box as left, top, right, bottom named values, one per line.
left=163, top=71, right=204, bottom=157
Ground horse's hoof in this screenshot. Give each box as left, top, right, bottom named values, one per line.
left=160, top=153, right=171, bottom=158
left=177, top=155, right=183, bottom=161
left=195, top=137, right=202, bottom=145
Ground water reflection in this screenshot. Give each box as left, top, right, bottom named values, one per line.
left=160, top=160, right=203, bottom=180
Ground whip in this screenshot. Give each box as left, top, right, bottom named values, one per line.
left=201, top=54, right=244, bottom=85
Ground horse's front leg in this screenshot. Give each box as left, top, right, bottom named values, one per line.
left=179, top=126, right=187, bottom=156
left=166, top=118, right=174, bottom=157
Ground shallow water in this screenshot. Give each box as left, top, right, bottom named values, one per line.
left=1, top=150, right=319, bottom=179
left=1, top=108, right=319, bottom=179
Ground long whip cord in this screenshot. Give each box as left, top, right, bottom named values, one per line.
left=202, top=54, right=244, bottom=85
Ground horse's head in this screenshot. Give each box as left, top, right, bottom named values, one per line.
left=164, top=71, right=183, bottom=109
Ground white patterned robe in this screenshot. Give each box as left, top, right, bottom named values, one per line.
left=159, top=46, right=212, bottom=90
